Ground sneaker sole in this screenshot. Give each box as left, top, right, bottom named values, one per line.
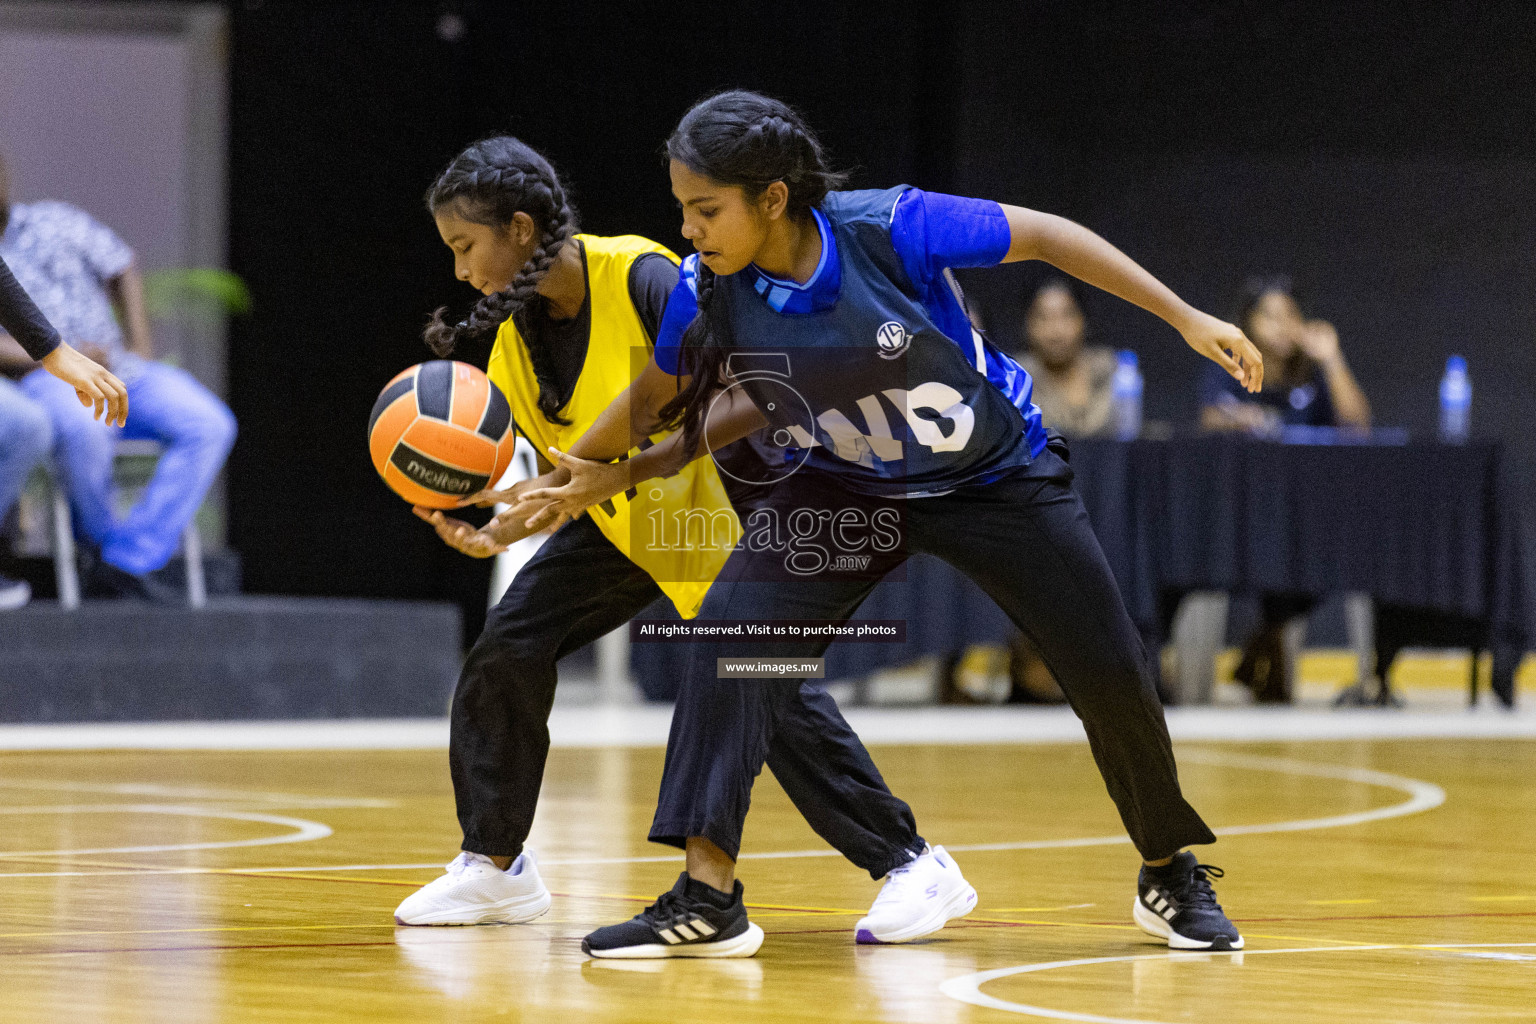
left=583, top=922, right=765, bottom=959
left=1132, top=898, right=1244, bottom=951
left=394, top=888, right=553, bottom=926
left=856, top=882, right=978, bottom=944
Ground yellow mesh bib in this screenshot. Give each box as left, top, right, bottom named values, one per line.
left=486, top=234, right=739, bottom=619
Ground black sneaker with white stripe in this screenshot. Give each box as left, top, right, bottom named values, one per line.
left=1134, top=851, right=1243, bottom=950
left=582, top=872, right=765, bottom=959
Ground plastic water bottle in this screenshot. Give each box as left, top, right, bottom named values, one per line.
left=1110, top=349, right=1143, bottom=441
left=1438, top=354, right=1471, bottom=443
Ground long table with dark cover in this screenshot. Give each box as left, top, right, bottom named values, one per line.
left=1072, top=436, right=1528, bottom=701
left=630, top=437, right=1529, bottom=702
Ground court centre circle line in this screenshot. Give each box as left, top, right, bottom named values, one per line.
left=0, top=778, right=392, bottom=808
left=0, top=804, right=332, bottom=858
left=729, top=748, right=1446, bottom=859
left=0, top=749, right=1441, bottom=871
left=937, top=942, right=1536, bottom=1022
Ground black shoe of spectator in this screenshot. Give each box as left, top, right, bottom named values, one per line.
left=86, top=561, right=182, bottom=604
left=1235, top=628, right=1291, bottom=704
left=0, top=574, right=31, bottom=611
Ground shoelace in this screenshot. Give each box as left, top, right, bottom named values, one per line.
left=1168, top=864, right=1226, bottom=912
left=445, top=852, right=489, bottom=878
left=641, top=889, right=695, bottom=929
left=871, top=862, right=920, bottom=908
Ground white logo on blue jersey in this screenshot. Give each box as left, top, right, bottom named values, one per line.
left=782, top=382, right=976, bottom=468
left=875, top=320, right=910, bottom=359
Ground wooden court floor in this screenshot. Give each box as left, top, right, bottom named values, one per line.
left=1, top=737, right=1534, bottom=1023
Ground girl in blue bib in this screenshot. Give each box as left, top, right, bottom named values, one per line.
left=522, top=91, right=1263, bottom=959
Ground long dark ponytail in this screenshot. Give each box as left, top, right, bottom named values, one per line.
left=657, top=91, right=847, bottom=451
left=424, top=136, right=578, bottom=424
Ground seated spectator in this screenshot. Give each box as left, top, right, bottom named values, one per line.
left=1200, top=277, right=1372, bottom=701
left=0, top=252, right=125, bottom=609
left=1018, top=277, right=1118, bottom=438
left=994, top=278, right=1120, bottom=701
left=0, top=154, right=235, bottom=601
left=949, top=278, right=1116, bottom=705
left=0, top=378, right=51, bottom=608
left=1201, top=275, right=1370, bottom=435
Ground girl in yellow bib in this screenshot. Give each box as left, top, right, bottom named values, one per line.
left=393, top=137, right=966, bottom=947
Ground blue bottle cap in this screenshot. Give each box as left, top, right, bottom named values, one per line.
left=1446, top=354, right=1467, bottom=374
left=1117, top=349, right=1139, bottom=368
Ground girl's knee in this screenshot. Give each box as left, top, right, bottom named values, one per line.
left=460, top=616, right=560, bottom=682
left=1061, top=658, right=1156, bottom=716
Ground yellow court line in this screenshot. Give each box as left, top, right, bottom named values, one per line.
left=1470, top=895, right=1535, bottom=902
left=1306, top=899, right=1380, bottom=905
left=0, top=904, right=1393, bottom=951
left=0, top=915, right=1391, bottom=950
left=964, top=914, right=1377, bottom=948
left=223, top=871, right=421, bottom=887
left=569, top=892, right=853, bottom=914
left=0, top=922, right=396, bottom=941
left=603, top=894, right=1398, bottom=950
left=0, top=858, right=431, bottom=890
left=2, top=853, right=209, bottom=874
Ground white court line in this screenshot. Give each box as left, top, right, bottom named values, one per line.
left=0, top=749, right=1442, bottom=876
left=938, top=943, right=1536, bottom=1022
left=0, top=704, right=1534, bottom=750
left=0, top=778, right=392, bottom=809
left=0, top=805, right=331, bottom=858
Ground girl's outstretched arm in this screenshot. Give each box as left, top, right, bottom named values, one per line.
left=569, top=355, right=686, bottom=462
left=459, top=355, right=685, bottom=507
left=1000, top=206, right=1264, bottom=392
left=513, top=381, right=768, bottom=529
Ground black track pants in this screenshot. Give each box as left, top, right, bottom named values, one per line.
left=448, top=514, right=923, bottom=878
left=651, top=447, right=1215, bottom=863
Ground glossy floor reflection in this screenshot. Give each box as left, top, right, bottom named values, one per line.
left=1, top=737, right=1534, bottom=1022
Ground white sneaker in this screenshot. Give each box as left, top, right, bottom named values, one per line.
left=394, top=849, right=553, bottom=926
left=855, top=845, right=977, bottom=944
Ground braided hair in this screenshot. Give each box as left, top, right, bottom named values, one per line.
left=657, top=90, right=848, bottom=452
left=423, top=136, right=578, bottom=424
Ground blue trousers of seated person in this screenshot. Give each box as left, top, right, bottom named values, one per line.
left=0, top=377, right=52, bottom=519
left=22, top=353, right=235, bottom=575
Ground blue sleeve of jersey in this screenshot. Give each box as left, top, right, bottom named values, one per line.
left=652, top=254, right=700, bottom=376
left=888, top=188, right=1011, bottom=290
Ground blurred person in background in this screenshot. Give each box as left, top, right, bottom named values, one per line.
left=0, top=153, right=234, bottom=602
left=1018, top=276, right=1118, bottom=438
left=989, top=277, right=1121, bottom=702
left=0, top=363, right=51, bottom=610
left=1200, top=275, right=1370, bottom=436
left=1199, top=276, right=1371, bottom=701
left=0, top=252, right=126, bottom=608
